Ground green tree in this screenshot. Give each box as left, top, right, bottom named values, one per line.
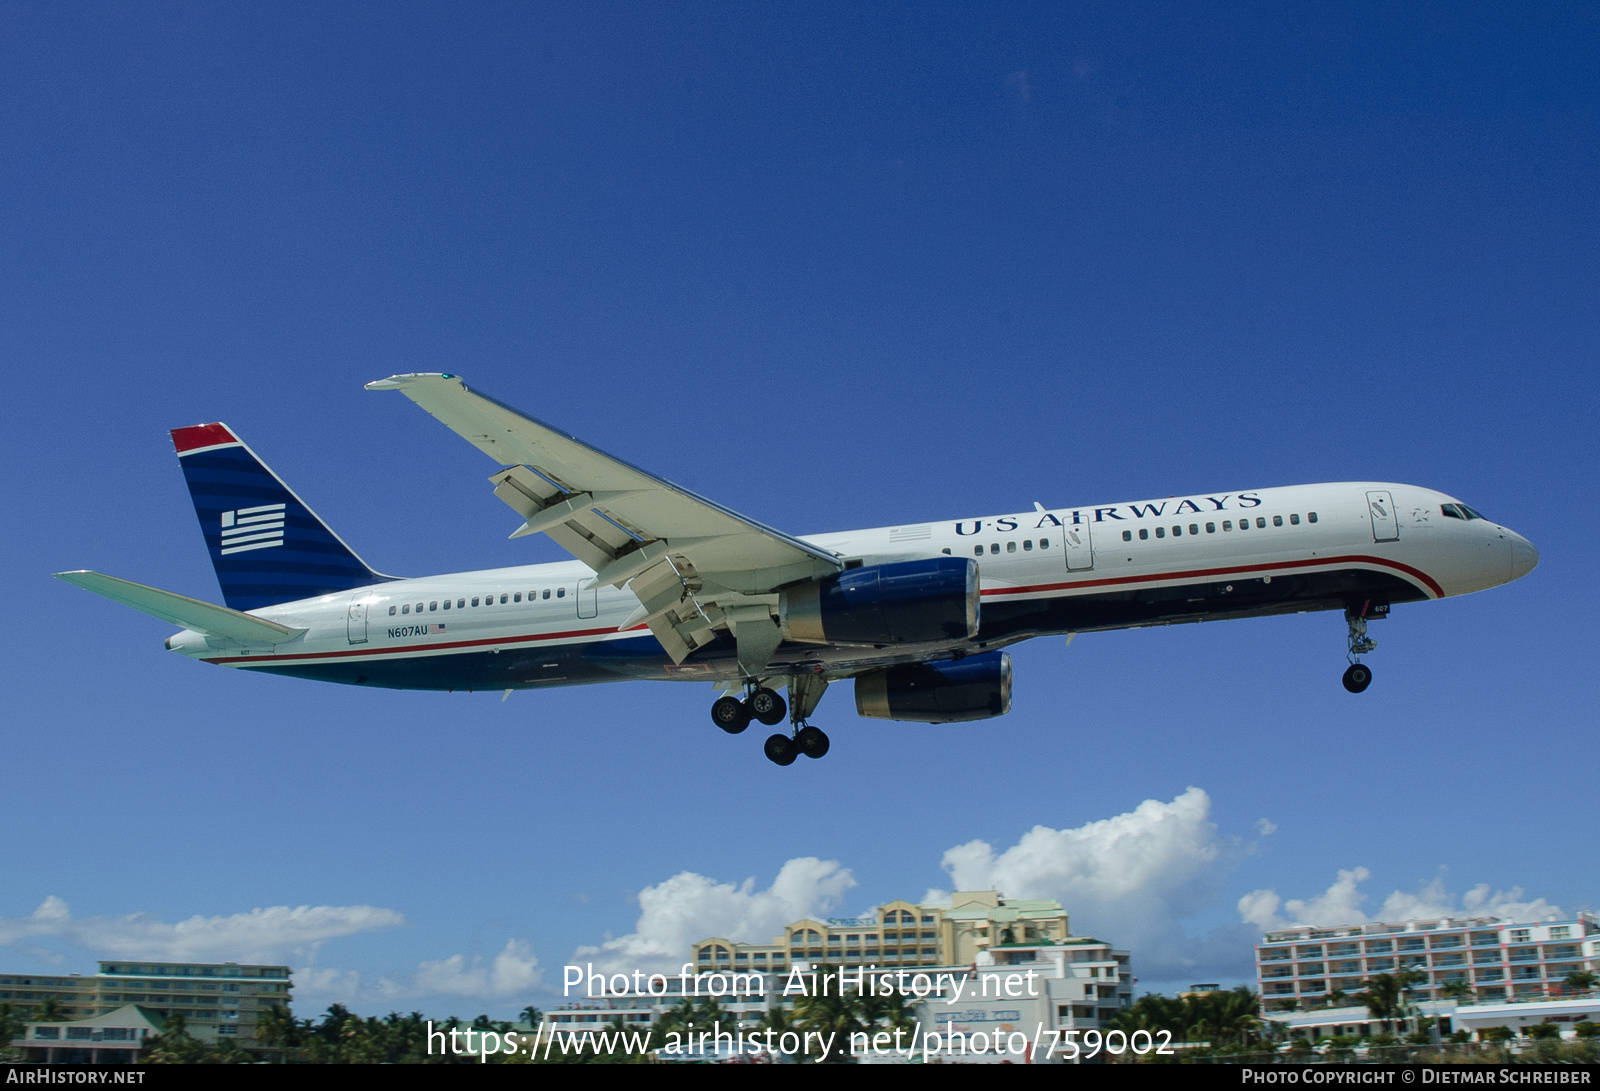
left=31, top=997, right=66, bottom=1023
left=1357, top=974, right=1403, bottom=1034
left=1440, top=980, right=1473, bottom=1002
left=142, top=1013, right=214, bottom=1064
left=791, top=966, right=862, bottom=1063
left=1524, top=1023, right=1560, bottom=1040
left=0, top=1002, right=27, bottom=1061
left=1564, top=971, right=1597, bottom=994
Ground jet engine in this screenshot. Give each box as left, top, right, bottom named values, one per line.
left=779, top=557, right=978, bottom=646
left=853, top=651, right=1012, bottom=723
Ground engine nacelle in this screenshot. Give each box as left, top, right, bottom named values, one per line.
left=854, top=651, right=1012, bottom=723
left=780, top=557, right=979, bottom=647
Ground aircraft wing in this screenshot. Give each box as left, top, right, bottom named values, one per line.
left=367, top=373, right=840, bottom=663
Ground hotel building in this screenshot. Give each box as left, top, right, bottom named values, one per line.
left=1256, top=912, right=1599, bottom=1015
left=0, top=961, right=292, bottom=1047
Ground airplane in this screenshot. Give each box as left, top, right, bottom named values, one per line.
left=57, top=373, right=1539, bottom=766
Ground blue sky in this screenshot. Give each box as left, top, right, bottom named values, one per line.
left=2, top=3, right=1595, bottom=1016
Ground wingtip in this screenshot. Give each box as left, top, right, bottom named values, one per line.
left=365, top=372, right=462, bottom=391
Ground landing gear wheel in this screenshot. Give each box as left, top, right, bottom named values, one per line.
left=750, top=687, right=787, bottom=726
left=1342, top=663, right=1373, bottom=694
left=763, top=733, right=798, bottom=766
left=712, top=695, right=751, bottom=734
left=796, top=725, right=830, bottom=759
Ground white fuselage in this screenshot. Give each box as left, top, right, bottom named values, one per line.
left=165, top=481, right=1536, bottom=690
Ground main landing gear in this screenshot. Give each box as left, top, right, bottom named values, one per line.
left=713, top=673, right=832, bottom=765
left=763, top=724, right=830, bottom=766
left=1342, top=605, right=1379, bottom=693
left=711, top=686, right=788, bottom=734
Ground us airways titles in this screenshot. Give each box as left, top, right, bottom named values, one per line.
left=953, top=492, right=1263, bottom=535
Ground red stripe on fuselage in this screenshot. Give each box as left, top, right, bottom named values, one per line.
left=979, top=553, right=1444, bottom=601
left=204, top=624, right=650, bottom=665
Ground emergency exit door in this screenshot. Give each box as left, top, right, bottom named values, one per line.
left=347, top=599, right=368, bottom=643
left=1064, top=519, right=1094, bottom=571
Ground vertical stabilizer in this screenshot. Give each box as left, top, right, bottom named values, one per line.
left=170, top=424, right=394, bottom=611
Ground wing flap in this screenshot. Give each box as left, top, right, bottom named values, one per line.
left=370, top=373, right=842, bottom=660
left=55, top=571, right=307, bottom=645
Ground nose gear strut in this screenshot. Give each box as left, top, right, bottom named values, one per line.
left=1342, top=605, right=1378, bottom=693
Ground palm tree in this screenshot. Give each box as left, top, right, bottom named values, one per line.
left=31, top=997, right=66, bottom=1023
left=1358, top=974, right=1402, bottom=1035
left=519, top=1005, right=543, bottom=1027
left=792, top=966, right=863, bottom=1063
left=1563, top=971, right=1597, bottom=996
left=1440, top=980, right=1473, bottom=1003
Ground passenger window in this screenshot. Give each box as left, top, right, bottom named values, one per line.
left=402, top=604, right=410, bottom=614
left=415, top=603, right=423, bottom=612
left=1155, top=527, right=1166, bottom=538
left=1189, top=524, right=1199, bottom=535
left=1238, top=519, right=1248, bottom=530
left=1006, top=541, right=1016, bottom=553
left=1023, top=540, right=1033, bottom=551
left=1038, top=538, right=1048, bottom=548
left=543, top=589, right=551, bottom=599
left=1139, top=528, right=1149, bottom=540
left=1122, top=530, right=1132, bottom=542
left=942, top=547, right=951, bottom=555
left=1289, top=514, right=1300, bottom=525
left=500, top=594, right=509, bottom=604
left=1308, top=512, right=1318, bottom=523
left=989, top=543, right=999, bottom=555
left=1256, top=517, right=1266, bottom=529
left=1206, top=522, right=1215, bottom=533
left=471, top=597, right=480, bottom=607
left=429, top=602, right=437, bottom=611
left=457, top=599, right=464, bottom=608
left=557, top=588, right=565, bottom=598
left=389, top=606, right=397, bottom=616
left=974, top=546, right=983, bottom=556
left=1171, top=526, right=1181, bottom=537
left=442, top=600, right=450, bottom=610
left=1273, top=515, right=1283, bottom=527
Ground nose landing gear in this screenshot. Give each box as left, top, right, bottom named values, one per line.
left=1342, top=606, right=1379, bottom=693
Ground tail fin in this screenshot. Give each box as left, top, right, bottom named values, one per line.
left=171, top=423, right=395, bottom=611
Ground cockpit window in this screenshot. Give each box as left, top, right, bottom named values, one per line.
left=1442, top=503, right=1486, bottom=520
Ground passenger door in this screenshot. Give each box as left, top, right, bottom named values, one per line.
left=1366, top=490, right=1399, bottom=542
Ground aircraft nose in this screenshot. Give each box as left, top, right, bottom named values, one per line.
left=1510, top=532, right=1539, bottom=581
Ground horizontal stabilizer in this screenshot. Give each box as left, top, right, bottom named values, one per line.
left=54, top=571, right=307, bottom=644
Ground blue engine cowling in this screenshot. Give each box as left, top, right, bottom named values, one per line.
left=780, top=557, right=979, bottom=646
left=854, top=651, right=1012, bottom=723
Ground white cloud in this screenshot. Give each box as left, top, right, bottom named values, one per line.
left=1239, top=870, right=1565, bottom=930
left=937, top=787, right=1243, bottom=980
left=0, top=897, right=403, bottom=963
left=573, top=858, right=856, bottom=974
left=291, top=940, right=544, bottom=1013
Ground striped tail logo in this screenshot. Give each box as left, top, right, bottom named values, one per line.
left=220, top=504, right=287, bottom=555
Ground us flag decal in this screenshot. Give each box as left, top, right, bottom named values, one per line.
left=220, top=503, right=286, bottom=555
